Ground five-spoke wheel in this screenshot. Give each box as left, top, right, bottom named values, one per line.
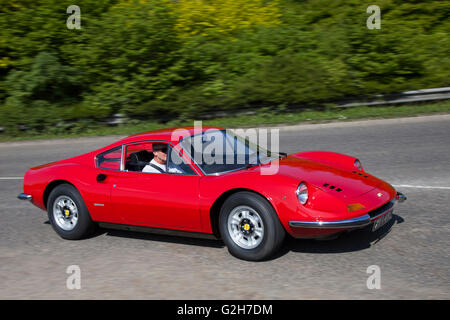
left=227, top=205, right=265, bottom=250
left=52, top=195, right=79, bottom=231
left=219, top=192, right=285, bottom=261
left=47, top=184, right=96, bottom=240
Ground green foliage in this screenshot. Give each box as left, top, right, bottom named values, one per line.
left=0, top=51, right=83, bottom=133
left=0, top=0, right=449, bottom=135
left=171, top=0, right=281, bottom=38
left=64, top=0, right=181, bottom=118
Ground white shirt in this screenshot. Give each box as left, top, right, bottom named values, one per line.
left=142, top=159, right=182, bottom=174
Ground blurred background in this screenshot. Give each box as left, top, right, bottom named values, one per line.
left=0, top=0, right=449, bottom=137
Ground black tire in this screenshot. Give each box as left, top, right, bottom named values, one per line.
left=47, top=184, right=96, bottom=240
left=219, top=192, right=285, bottom=261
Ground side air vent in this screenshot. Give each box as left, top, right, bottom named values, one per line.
left=352, top=171, right=369, bottom=178
left=322, top=184, right=343, bottom=192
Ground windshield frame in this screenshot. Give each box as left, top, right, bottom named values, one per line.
left=178, top=129, right=279, bottom=176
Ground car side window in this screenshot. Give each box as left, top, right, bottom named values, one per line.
left=125, top=143, right=154, bottom=172
left=96, top=146, right=122, bottom=170
left=124, top=141, right=196, bottom=175
left=167, top=147, right=196, bottom=175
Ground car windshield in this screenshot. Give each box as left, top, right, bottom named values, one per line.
left=180, top=129, right=280, bottom=175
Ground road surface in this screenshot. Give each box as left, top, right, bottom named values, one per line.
left=1, top=115, right=449, bottom=299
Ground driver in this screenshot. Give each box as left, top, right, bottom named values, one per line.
left=142, top=143, right=182, bottom=174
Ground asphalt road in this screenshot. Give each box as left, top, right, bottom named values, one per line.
left=0, top=115, right=449, bottom=299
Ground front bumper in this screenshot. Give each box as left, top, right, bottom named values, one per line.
left=288, top=192, right=406, bottom=229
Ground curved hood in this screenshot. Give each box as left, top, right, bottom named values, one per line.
left=263, top=156, right=383, bottom=199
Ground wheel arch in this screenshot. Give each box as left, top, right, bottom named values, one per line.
left=209, top=188, right=278, bottom=239
left=43, top=180, right=77, bottom=209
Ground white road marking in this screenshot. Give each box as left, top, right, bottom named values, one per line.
left=393, top=184, right=450, bottom=190
left=0, top=177, right=23, bottom=180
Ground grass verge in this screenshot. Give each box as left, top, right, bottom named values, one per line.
left=1, top=100, right=449, bottom=142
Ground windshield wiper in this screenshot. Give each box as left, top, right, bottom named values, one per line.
left=245, top=163, right=257, bottom=169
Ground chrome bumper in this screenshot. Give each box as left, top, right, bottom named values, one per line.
left=289, top=214, right=372, bottom=229
left=17, top=193, right=32, bottom=201
left=289, top=192, right=406, bottom=229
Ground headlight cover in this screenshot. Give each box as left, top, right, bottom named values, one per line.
left=354, top=159, right=363, bottom=171
left=296, top=182, right=308, bottom=205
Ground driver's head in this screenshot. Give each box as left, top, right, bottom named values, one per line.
left=153, top=143, right=168, bottom=164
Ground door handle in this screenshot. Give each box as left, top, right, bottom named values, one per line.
left=97, top=174, right=107, bottom=182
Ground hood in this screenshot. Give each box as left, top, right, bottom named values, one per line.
left=263, top=156, right=382, bottom=199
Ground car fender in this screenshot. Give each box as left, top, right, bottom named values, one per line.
left=24, top=162, right=98, bottom=212
left=290, top=151, right=362, bottom=172
left=199, top=168, right=303, bottom=234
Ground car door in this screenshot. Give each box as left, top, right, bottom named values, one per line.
left=107, top=141, right=202, bottom=231
left=90, top=146, right=124, bottom=224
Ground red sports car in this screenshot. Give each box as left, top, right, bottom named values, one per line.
left=18, top=126, right=406, bottom=261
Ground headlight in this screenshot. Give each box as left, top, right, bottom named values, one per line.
left=296, top=182, right=308, bottom=205
left=354, top=159, right=363, bottom=171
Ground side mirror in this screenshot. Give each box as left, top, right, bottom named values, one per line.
left=97, top=174, right=107, bottom=182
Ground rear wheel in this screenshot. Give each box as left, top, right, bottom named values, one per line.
left=47, top=184, right=96, bottom=240
left=219, top=192, right=285, bottom=261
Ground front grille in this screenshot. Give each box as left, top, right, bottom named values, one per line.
left=367, top=199, right=395, bottom=219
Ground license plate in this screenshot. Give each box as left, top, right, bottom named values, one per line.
left=372, top=210, right=393, bottom=232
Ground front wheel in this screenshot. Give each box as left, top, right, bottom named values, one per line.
left=47, top=184, right=96, bottom=240
left=219, top=192, right=285, bottom=261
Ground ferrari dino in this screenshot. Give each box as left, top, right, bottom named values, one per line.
left=18, top=126, right=406, bottom=260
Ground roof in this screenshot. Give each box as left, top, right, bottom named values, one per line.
left=118, top=126, right=224, bottom=145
